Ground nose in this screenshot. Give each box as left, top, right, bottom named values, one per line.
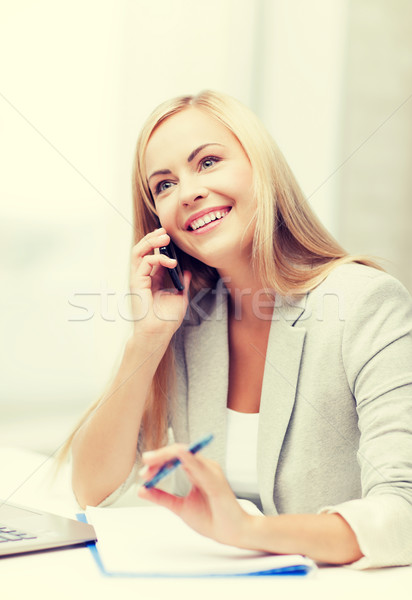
left=178, top=175, right=208, bottom=206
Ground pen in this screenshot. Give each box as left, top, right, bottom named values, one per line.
left=142, top=433, right=214, bottom=489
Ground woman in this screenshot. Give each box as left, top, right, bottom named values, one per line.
left=68, top=90, right=412, bottom=568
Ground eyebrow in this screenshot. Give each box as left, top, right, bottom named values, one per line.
left=148, top=168, right=172, bottom=182
left=187, top=142, right=224, bottom=163
left=148, top=143, right=224, bottom=182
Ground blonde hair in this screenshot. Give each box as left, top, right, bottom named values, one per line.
left=60, top=89, right=380, bottom=460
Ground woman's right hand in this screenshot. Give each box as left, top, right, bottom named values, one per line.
left=129, top=228, right=191, bottom=340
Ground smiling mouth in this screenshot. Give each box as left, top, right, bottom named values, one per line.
left=187, top=208, right=231, bottom=231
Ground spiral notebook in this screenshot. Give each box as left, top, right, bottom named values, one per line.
left=80, top=504, right=315, bottom=578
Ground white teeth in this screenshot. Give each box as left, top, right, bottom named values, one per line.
left=190, top=209, right=229, bottom=230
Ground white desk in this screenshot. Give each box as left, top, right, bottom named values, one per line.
left=1, top=447, right=411, bottom=600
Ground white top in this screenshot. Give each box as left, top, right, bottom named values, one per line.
left=225, top=408, right=260, bottom=504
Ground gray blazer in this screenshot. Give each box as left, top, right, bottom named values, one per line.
left=169, top=263, right=412, bottom=569
left=103, top=263, right=412, bottom=568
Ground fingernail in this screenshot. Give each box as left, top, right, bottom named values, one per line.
left=138, top=464, right=149, bottom=477
left=142, top=450, right=155, bottom=459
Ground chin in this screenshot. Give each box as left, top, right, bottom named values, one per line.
left=180, top=237, right=252, bottom=272
left=197, top=252, right=242, bottom=273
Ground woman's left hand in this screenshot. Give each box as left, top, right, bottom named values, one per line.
left=137, top=444, right=254, bottom=548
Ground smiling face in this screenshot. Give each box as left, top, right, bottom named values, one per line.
left=145, top=107, right=255, bottom=271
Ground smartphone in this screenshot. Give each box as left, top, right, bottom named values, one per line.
left=159, top=242, right=184, bottom=291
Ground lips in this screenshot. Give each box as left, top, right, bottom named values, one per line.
left=185, top=207, right=232, bottom=231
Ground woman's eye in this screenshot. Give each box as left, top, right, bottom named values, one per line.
left=200, top=156, right=219, bottom=170
left=156, top=180, right=174, bottom=195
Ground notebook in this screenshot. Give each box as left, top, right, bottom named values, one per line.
left=83, top=504, right=315, bottom=577
left=0, top=499, right=96, bottom=558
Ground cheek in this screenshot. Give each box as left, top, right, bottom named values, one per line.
left=155, top=203, right=175, bottom=230
left=210, top=166, right=253, bottom=201
left=228, top=161, right=253, bottom=189
left=232, top=170, right=254, bottom=207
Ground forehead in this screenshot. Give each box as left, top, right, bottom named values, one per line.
left=145, top=107, right=241, bottom=175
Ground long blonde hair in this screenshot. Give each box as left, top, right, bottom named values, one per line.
left=60, top=89, right=380, bottom=460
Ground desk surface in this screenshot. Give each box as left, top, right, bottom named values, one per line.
left=1, top=446, right=411, bottom=600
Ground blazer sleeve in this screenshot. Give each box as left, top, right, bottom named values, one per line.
left=320, top=272, right=412, bottom=569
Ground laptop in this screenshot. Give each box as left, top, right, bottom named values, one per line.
left=0, top=499, right=96, bottom=558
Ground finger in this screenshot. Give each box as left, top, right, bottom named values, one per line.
left=141, top=443, right=188, bottom=467
left=138, top=463, right=160, bottom=481
left=132, top=254, right=177, bottom=289
left=134, top=228, right=167, bottom=251
left=131, top=230, right=170, bottom=265
left=175, top=451, right=225, bottom=495
left=137, top=485, right=185, bottom=515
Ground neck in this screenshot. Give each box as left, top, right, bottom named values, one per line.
left=218, top=263, right=275, bottom=325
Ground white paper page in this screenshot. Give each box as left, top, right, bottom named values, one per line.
left=86, top=505, right=314, bottom=575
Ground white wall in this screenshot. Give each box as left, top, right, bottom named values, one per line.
left=1, top=2, right=124, bottom=416
left=337, top=0, right=412, bottom=291
left=255, top=0, right=348, bottom=235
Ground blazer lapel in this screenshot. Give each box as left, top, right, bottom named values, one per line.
left=183, top=289, right=229, bottom=468
left=181, top=289, right=307, bottom=514
left=257, top=298, right=306, bottom=515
